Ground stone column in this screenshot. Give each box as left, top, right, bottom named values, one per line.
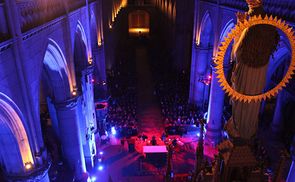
left=189, top=45, right=198, bottom=103
left=205, top=68, right=223, bottom=146
left=55, top=97, right=87, bottom=180
left=98, top=46, right=107, bottom=84
left=4, top=0, right=44, bottom=160
left=205, top=63, right=230, bottom=146
left=93, top=44, right=107, bottom=98
left=81, top=66, right=97, bottom=169
left=271, top=91, right=285, bottom=135
left=287, top=136, right=295, bottom=182
left=287, top=162, right=295, bottom=182
left=189, top=45, right=211, bottom=108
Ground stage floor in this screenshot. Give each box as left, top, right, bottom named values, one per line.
left=92, top=133, right=217, bottom=182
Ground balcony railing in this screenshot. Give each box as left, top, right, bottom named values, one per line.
left=202, top=0, right=295, bottom=23
left=0, top=2, right=10, bottom=42
left=128, top=0, right=153, bottom=5
left=17, top=0, right=89, bottom=33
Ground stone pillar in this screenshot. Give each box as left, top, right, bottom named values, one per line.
left=81, top=66, right=97, bottom=169
left=205, top=68, right=223, bottom=146
left=4, top=0, right=44, bottom=160
left=189, top=45, right=212, bottom=108
left=98, top=46, right=107, bottom=84
left=287, top=136, right=295, bottom=182
left=93, top=45, right=107, bottom=99
left=287, top=162, right=295, bottom=182
left=47, top=97, right=59, bottom=138
left=189, top=45, right=198, bottom=103
left=55, top=97, right=87, bottom=180
left=205, top=63, right=231, bottom=146
left=271, top=91, right=285, bottom=135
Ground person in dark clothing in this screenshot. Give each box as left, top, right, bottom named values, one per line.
left=151, top=136, right=157, bottom=146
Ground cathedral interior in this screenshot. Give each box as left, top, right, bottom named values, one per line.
left=0, top=0, right=295, bottom=181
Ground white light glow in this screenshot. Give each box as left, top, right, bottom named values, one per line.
left=25, top=162, right=33, bottom=170
left=98, top=165, right=104, bottom=171
left=91, top=176, right=96, bottom=182
left=111, top=127, right=117, bottom=135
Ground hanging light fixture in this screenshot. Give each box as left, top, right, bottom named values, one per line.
left=24, top=162, right=33, bottom=170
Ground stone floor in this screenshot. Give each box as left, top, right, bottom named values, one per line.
left=88, top=132, right=217, bottom=182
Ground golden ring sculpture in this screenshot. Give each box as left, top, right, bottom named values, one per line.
left=215, top=15, right=295, bottom=103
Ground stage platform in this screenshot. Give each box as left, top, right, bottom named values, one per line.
left=143, top=146, right=167, bottom=167
left=143, top=146, right=168, bottom=153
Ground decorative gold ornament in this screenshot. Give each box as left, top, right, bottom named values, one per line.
left=215, top=15, right=295, bottom=103
left=246, top=0, right=263, bottom=9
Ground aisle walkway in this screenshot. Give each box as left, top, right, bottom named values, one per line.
left=135, top=45, right=164, bottom=140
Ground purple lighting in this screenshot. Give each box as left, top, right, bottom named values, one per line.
left=198, top=74, right=212, bottom=86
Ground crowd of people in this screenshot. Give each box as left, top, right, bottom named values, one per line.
left=104, top=58, right=139, bottom=139
left=154, top=70, right=204, bottom=136
left=105, top=96, right=139, bottom=137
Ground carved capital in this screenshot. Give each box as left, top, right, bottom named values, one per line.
left=4, top=160, right=51, bottom=182
left=54, top=96, right=80, bottom=110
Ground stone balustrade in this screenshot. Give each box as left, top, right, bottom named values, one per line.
left=0, top=2, right=9, bottom=41
left=17, top=0, right=65, bottom=32
left=202, top=0, right=295, bottom=23
left=17, top=0, right=90, bottom=32
left=218, top=0, right=248, bottom=10
left=0, top=0, right=100, bottom=42
left=3, top=160, right=51, bottom=182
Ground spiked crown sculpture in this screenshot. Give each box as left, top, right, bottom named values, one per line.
left=215, top=15, right=295, bottom=103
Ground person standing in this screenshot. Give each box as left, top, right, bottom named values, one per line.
left=120, top=137, right=125, bottom=152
